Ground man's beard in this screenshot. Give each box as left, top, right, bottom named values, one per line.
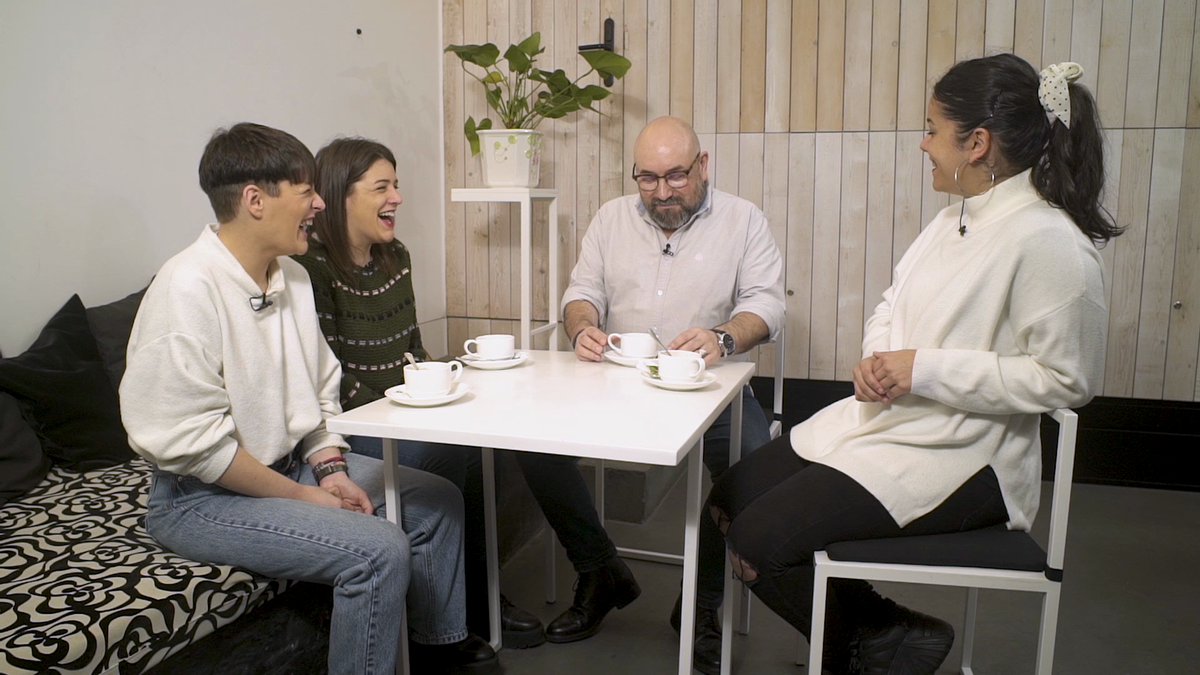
left=645, top=180, right=708, bottom=230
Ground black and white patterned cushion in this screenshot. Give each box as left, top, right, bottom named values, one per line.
left=0, top=458, right=292, bottom=675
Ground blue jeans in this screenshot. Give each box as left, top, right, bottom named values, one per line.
left=347, top=437, right=493, bottom=638
left=144, top=451, right=467, bottom=675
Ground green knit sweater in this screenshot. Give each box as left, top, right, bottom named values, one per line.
left=292, top=239, right=428, bottom=411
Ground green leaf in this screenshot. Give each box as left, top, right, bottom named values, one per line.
left=445, top=43, right=501, bottom=68
left=504, top=43, right=531, bottom=74
left=516, top=33, right=542, bottom=57
left=579, top=50, right=632, bottom=80
left=464, top=116, right=481, bottom=156
left=544, top=69, right=571, bottom=93
left=580, top=85, right=611, bottom=102
left=485, top=86, right=503, bottom=116
left=482, top=71, right=505, bottom=84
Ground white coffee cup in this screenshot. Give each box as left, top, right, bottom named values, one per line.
left=403, top=361, right=463, bottom=398
left=607, top=332, right=658, bottom=359
left=644, top=349, right=706, bottom=382
left=463, top=334, right=516, bottom=360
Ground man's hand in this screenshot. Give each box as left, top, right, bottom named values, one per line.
left=668, top=327, right=721, bottom=366
left=853, top=355, right=887, bottom=402
left=573, top=326, right=608, bottom=362
left=319, top=471, right=374, bottom=515
left=871, top=350, right=917, bottom=403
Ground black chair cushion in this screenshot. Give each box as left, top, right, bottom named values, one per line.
left=825, top=525, right=1048, bottom=573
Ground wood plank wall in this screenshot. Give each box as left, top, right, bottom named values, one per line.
left=442, top=0, right=1200, bottom=402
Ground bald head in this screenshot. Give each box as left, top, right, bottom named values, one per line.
left=634, top=116, right=701, bottom=172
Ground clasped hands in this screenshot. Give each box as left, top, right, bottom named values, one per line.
left=303, top=468, right=374, bottom=515
left=574, top=326, right=721, bottom=365
left=853, top=350, right=917, bottom=404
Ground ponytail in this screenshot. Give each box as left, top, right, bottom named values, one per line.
left=1031, top=83, right=1123, bottom=243
left=933, top=54, right=1122, bottom=245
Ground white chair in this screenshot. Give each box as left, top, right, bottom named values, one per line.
left=805, top=408, right=1078, bottom=675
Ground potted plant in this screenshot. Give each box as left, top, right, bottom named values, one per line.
left=446, top=32, right=631, bottom=187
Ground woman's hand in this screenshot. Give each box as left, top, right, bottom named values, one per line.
left=871, top=350, right=917, bottom=403
left=853, top=355, right=888, bottom=402
left=319, top=472, right=374, bottom=515
left=299, top=484, right=348, bottom=510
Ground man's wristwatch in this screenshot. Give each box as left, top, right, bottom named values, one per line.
left=712, top=328, right=736, bottom=358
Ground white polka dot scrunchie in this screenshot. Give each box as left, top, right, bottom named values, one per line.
left=1039, top=62, right=1084, bottom=128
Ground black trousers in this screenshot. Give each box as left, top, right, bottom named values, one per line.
left=705, top=435, right=1010, bottom=638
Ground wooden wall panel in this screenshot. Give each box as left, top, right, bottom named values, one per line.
left=786, top=134, right=816, bottom=379
left=1133, top=129, right=1186, bottom=398
left=869, top=0, right=900, bottom=130
left=817, top=0, right=848, bottom=130
left=671, top=0, right=695, bottom=123
left=790, top=0, right=819, bottom=131
left=443, top=0, right=1200, bottom=400
left=1126, top=0, right=1165, bottom=128
left=844, top=0, right=874, bottom=131
left=835, top=132, right=870, bottom=378
left=1156, top=0, right=1198, bottom=127
left=956, top=0, right=987, bottom=61
left=740, top=0, right=768, bottom=132
left=693, top=0, right=719, bottom=132
left=1097, top=0, right=1133, bottom=128
left=985, top=0, right=1017, bottom=54
left=1164, top=130, right=1200, bottom=400
left=764, top=0, right=793, bottom=132
left=895, top=0, right=929, bottom=129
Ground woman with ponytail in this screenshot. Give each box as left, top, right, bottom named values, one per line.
left=695, top=54, right=1118, bottom=675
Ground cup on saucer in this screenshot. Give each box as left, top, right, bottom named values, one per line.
left=403, top=361, right=463, bottom=398
left=607, top=332, right=658, bottom=359
left=647, top=349, right=706, bottom=383
left=463, top=334, right=516, bottom=360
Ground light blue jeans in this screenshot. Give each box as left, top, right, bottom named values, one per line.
left=144, top=451, right=467, bottom=675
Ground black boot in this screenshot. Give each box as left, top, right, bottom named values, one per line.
left=668, top=593, right=723, bottom=675
left=545, top=557, right=641, bottom=643
left=501, top=594, right=546, bottom=649
left=845, top=589, right=954, bottom=675
left=408, top=633, right=499, bottom=674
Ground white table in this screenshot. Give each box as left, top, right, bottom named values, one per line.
left=328, top=350, right=755, bottom=675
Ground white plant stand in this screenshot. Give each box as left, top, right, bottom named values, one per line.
left=450, top=188, right=560, bottom=351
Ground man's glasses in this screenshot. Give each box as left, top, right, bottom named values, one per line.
left=632, top=152, right=702, bottom=192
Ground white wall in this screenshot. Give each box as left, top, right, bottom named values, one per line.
left=0, top=0, right=446, bottom=356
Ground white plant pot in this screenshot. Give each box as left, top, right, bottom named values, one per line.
left=477, top=129, right=543, bottom=188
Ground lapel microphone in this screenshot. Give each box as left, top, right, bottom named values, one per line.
left=249, top=293, right=274, bottom=312
left=662, top=243, right=674, bottom=257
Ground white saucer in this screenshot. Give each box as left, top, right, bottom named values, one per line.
left=639, top=371, right=717, bottom=391
left=385, top=382, right=472, bottom=407
left=462, top=352, right=531, bottom=370
left=604, top=351, right=657, bottom=367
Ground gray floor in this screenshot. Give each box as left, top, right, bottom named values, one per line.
left=495, top=476, right=1200, bottom=674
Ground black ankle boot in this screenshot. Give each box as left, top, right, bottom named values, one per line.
left=408, top=633, right=499, bottom=674
left=846, top=591, right=954, bottom=675
left=545, top=558, right=641, bottom=643
left=500, top=594, right=545, bottom=649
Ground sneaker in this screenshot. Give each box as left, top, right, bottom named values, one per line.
left=849, top=604, right=954, bottom=675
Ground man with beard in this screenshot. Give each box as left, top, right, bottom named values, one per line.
left=553, top=115, right=784, bottom=674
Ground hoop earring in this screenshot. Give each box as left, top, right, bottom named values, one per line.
left=953, top=160, right=996, bottom=197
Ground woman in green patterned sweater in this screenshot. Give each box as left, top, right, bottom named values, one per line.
left=292, top=137, right=546, bottom=651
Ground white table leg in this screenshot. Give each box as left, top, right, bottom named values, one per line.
left=482, top=447, right=502, bottom=651
left=382, top=439, right=411, bottom=675
left=520, top=196, right=532, bottom=350
left=679, top=438, right=704, bottom=675
left=721, top=392, right=744, bottom=673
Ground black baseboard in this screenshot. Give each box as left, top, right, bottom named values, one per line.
left=750, top=377, right=1200, bottom=492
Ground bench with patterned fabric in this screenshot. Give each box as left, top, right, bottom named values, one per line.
left=0, top=458, right=292, bottom=675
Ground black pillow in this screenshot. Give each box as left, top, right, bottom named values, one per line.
left=1, top=391, right=51, bottom=505
left=0, top=295, right=135, bottom=470
left=86, top=285, right=149, bottom=392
